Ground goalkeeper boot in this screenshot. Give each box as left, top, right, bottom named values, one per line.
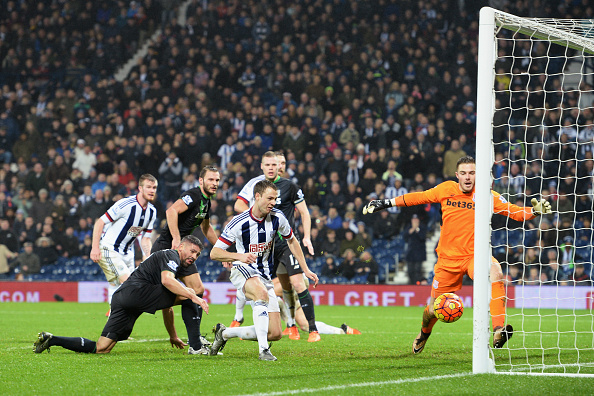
left=307, top=330, right=321, bottom=342
left=209, top=323, right=227, bottom=356
left=341, top=323, right=362, bottom=335
left=288, top=325, right=300, bottom=340
left=412, top=330, right=431, bottom=354
left=229, top=318, right=243, bottom=328
left=33, top=331, right=53, bottom=354
left=493, top=324, right=514, bottom=348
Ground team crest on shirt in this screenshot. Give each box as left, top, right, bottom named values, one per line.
left=472, top=193, right=475, bottom=202
left=433, top=279, right=439, bottom=289
left=127, top=226, right=144, bottom=237
left=498, top=195, right=507, bottom=204
left=167, top=260, right=178, bottom=271
left=182, top=195, right=193, bottom=205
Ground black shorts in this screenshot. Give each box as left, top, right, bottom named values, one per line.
left=272, top=239, right=303, bottom=278
left=101, top=283, right=176, bottom=341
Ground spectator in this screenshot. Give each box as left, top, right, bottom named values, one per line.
left=56, top=226, right=80, bottom=258
left=0, top=219, right=19, bottom=252
left=81, top=189, right=110, bottom=224
left=319, top=229, right=340, bottom=258
left=404, top=214, right=427, bottom=285
left=339, top=230, right=360, bottom=257
left=357, top=251, right=379, bottom=283
left=0, top=243, right=17, bottom=279
left=355, top=221, right=372, bottom=251
left=569, top=264, right=592, bottom=286
left=321, top=255, right=340, bottom=278
left=72, top=143, right=97, bottom=180
left=325, top=207, right=343, bottom=231
left=504, top=264, right=524, bottom=286
left=373, top=210, right=398, bottom=240
left=559, top=236, right=578, bottom=274
left=158, top=151, right=183, bottom=204
left=13, top=242, right=39, bottom=280
left=35, top=236, right=59, bottom=267
left=46, top=156, right=71, bottom=196
left=25, top=163, right=49, bottom=196
left=340, top=249, right=359, bottom=280
left=442, top=139, right=466, bottom=180
left=324, top=182, right=346, bottom=213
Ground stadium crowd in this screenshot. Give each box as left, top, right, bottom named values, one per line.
left=0, top=0, right=592, bottom=285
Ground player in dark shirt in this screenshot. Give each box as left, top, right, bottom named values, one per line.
left=33, top=235, right=208, bottom=354
left=151, top=165, right=221, bottom=354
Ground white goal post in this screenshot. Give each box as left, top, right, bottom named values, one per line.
left=475, top=7, right=594, bottom=376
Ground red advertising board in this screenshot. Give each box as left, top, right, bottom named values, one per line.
left=0, top=282, right=78, bottom=302
left=309, top=284, right=475, bottom=307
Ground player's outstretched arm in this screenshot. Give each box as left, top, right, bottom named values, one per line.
left=162, top=307, right=187, bottom=349
left=531, top=198, right=552, bottom=216
left=362, top=198, right=394, bottom=215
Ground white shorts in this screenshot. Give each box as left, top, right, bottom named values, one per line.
left=97, top=245, right=134, bottom=285
left=230, top=265, right=280, bottom=313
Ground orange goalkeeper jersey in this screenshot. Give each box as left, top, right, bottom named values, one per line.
left=394, top=181, right=535, bottom=259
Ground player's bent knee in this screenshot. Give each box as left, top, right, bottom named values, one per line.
left=289, top=275, right=306, bottom=292
left=490, top=266, right=504, bottom=281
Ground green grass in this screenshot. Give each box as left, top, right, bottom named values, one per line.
left=1, top=303, right=593, bottom=395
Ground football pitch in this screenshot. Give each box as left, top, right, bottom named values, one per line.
left=1, top=303, right=593, bottom=395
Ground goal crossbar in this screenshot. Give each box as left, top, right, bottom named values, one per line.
left=493, top=10, right=594, bottom=54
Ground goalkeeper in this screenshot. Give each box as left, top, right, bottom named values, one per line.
left=363, top=156, right=551, bottom=354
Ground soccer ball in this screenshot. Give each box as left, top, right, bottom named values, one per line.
left=433, top=293, right=464, bottom=323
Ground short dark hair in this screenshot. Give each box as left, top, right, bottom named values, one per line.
left=180, top=235, right=204, bottom=250
left=456, top=155, right=475, bottom=169
left=199, top=165, right=219, bottom=179
left=254, top=179, right=277, bottom=196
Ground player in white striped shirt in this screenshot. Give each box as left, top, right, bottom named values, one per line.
left=91, top=174, right=158, bottom=312
left=209, top=180, right=319, bottom=361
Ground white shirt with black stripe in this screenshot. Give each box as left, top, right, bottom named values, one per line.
left=99, top=195, right=156, bottom=255
left=214, top=207, right=293, bottom=280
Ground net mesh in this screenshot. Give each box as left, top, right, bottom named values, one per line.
left=489, top=11, right=594, bottom=375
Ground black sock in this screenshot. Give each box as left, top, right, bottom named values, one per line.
left=297, top=289, right=317, bottom=332
left=50, top=336, right=96, bottom=353
left=181, top=298, right=202, bottom=349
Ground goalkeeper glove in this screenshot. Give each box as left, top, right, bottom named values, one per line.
left=531, top=198, right=551, bottom=215
left=362, top=199, right=393, bottom=215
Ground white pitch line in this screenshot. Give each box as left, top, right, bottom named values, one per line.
left=236, top=373, right=473, bottom=396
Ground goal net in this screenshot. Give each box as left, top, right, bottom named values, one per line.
left=475, top=7, right=594, bottom=376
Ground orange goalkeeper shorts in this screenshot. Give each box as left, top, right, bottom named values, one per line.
left=431, top=255, right=499, bottom=298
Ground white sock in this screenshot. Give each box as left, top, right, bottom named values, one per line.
left=107, top=283, right=119, bottom=304
left=224, top=326, right=257, bottom=341
left=315, top=321, right=343, bottom=335
left=234, top=290, right=246, bottom=322
left=282, top=289, right=296, bottom=325
left=252, top=300, right=270, bottom=352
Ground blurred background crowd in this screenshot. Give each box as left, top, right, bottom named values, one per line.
left=0, top=0, right=592, bottom=286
